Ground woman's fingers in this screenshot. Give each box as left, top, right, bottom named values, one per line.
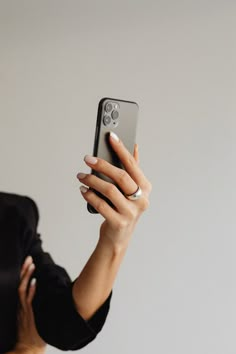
left=78, top=170, right=140, bottom=215
left=82, top=134, right=151, bottom=198
left=27, top=278, right=37, bottom=304
left=108, top=133, right=151, bottom=194
left=79, top=184, right=121, bottom=220
left=78, top=133, right=151, bottom=217
left=82, top=156, right=138, bottom=197
left=18, top=258, right=35, bottom=310
left=78, top=173, right=129, bottom=211
left=20, top=255, right=33, bottom=278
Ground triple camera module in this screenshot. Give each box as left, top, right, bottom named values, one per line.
left=103, top=101, right=120, bottom=128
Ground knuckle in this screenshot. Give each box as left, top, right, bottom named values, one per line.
left=95, top=200, right=107, bottom=214
left=127, top=154, right=136, bottom=168
left=115, top=218, right=129, bottom=231
left=117, top=169, right=128, bottom=185
left=96, top=158, right=105, bottom=171
left=125, top=207, right=136, bottom=220
left=87, top=174, right=95, bottom=184
left=105, top=184, right=117, bottom=198
left=139, top=197, right=150, bottom=211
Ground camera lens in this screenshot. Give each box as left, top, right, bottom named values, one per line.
left=111, top=110, right=119, bottom=120
left=103, top=115, right=111, bottom=126
left=105, top=102, right=113, bottom=113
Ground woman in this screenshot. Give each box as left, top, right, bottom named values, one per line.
left=0, top=133, right=151, bottom=352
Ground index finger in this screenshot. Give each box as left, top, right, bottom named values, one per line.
left=109, top=132, right=150, bottom=191
left=20, top=255, right=33, bottom=278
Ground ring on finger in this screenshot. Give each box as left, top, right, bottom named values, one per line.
left=125, top=186, right=142, bottom=201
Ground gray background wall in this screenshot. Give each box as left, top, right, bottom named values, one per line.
left=0, top=1, right=235, bottom=353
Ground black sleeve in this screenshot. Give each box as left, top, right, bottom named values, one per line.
left=21, top=196, right=112, bottom=351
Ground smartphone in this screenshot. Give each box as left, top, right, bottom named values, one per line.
left=87, top=97, right=139, bottom=213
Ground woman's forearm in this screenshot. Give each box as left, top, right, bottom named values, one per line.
left=72, top=235, right=128, bottom=320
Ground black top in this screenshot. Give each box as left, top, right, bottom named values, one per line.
left=0, top=192, right=112, bottom=353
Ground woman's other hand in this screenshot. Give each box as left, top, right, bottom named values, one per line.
left=14, top=256, right=46, bottom=354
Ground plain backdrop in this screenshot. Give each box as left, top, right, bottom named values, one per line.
left=0, top=1, right=235, bottom=353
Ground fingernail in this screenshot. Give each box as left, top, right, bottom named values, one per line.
left=80, top=186, right=88, bottom=193
left=29, top=263, right=35, bottom=271
left=30, top=278, right=36, bottom=287
left=25, top=255, right=32, bottom=263
left=84, top=155, right=98, bottom=164
left=77, top=172, right=87, bottom=179
left=110, top=131, right=119, bottom=142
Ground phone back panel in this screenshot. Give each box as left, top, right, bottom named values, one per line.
left=88, top=98, right=139, bottom=213
left=93, top=98, right=139, bottom=183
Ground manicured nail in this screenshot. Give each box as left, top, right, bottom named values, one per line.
left=29, top=263, right=35, bottom=271
left=80, top=186, right=88, bottom=194
left=30, top=278, right=37, bottom=287
left=25, top=255, right=32, bottom=264
left=110, top=131, right=119, bottom=142
left=77, top=172, right=87, bottom=179
left=84, top=155, right=98, bottom=164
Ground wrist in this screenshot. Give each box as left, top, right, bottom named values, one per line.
left=98, top=232, right=129, bottom=259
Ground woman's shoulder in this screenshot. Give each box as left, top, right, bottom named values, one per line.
left=0, top=191, right=39, bottom=228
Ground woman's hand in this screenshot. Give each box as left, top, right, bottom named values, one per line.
left=14, top=256, right=46, bottom=354
left=77, top=132, right=152, bottom=249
